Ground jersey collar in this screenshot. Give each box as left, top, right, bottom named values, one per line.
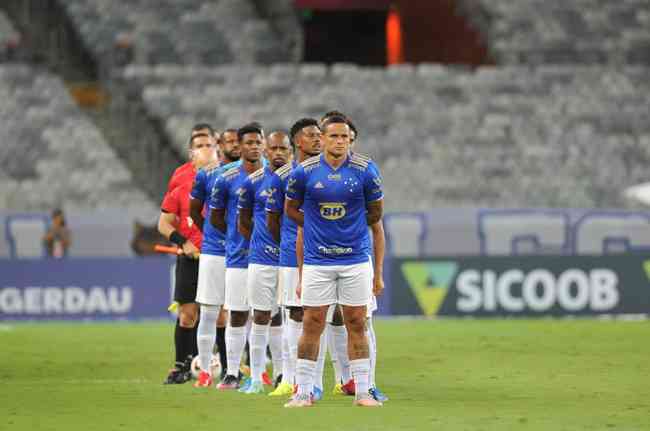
left=320, top=153, right=349, bottom=172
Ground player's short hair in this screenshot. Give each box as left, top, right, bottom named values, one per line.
left=268, top=130, right=291, bottom=150
left=222, top=128, right=239, bottom=136
left=320, top=115, right=350, bottom=133
left=188, top=123, right=215, bottom=147
left=290, top=118, right=319, bottom=146
left=191, top=123, right=214, bottom=135
left=237, top=122, right=265, bottom=141
left=321, top=110, right=347, bottom=122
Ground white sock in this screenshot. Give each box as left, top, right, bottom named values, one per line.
left=350, top=358, right=370, bottom=399
left=250, top=323, right=269, bottom=383
left=286, top=318, right=302, bottom=384
left=197, top=305, right=219, bottom=374
left=327, top=324, right=342, bottom=384
left=330, top=324, right=351, bottom=382
left=269, top=325, right=283, bottom=381
left=281, top=311, right=291, bottom=383
left=314, top=325, right=328, bottom=390
left=367, top=318, right=377, bottom=388
left=226, top=325, right=247, bottom=377
left=295, top=359, right=316, bottom=397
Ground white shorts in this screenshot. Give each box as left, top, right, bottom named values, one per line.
left=302, top=260, right=372, bottom=307
left=195, top=254, right=226, bottom=306
left=278, top=266, right=300, bottom=307
left=247, top=263, right=279, bottom=312
left=225, top=267, right=249, bottom=311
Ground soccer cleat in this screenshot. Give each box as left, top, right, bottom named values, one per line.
left=193, top=371, right=213, bottom=388
left=217, top=374, right=240, bottom=390
left=163, top=362, right=192, bottom=385
left=262, top=371, right=273, bottom=386
left=284, top=394, right=313, bottom=408
left=268, top=382, right=294, bottom=397
left=369, top=387, right=389, bottom=402
left=341, top=378, right=355, bottom=395
left=244, top=380, right=265, bottom=394
left=313, top=387, right=323, bottom=402
left=332, top=383, right=345, bottom=395
left=163, top=361, right=192, bottom=385
left=238, top=377, right=252, bottom=393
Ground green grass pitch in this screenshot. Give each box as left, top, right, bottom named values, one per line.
left=1, top=319, right=649, bottom=430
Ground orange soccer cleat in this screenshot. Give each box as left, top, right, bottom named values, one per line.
left=193, top=371, right=213, bottom=388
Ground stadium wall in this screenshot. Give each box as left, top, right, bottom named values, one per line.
left=3, top=209, right=650, bottom=320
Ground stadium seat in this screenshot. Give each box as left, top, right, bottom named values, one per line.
left=0, top=64, right=157, bottom=212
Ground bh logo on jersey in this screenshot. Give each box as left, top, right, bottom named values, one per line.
left=319, top=202, right=346, bottom=220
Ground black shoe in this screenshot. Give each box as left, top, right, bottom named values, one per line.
left=163, top=362, right=192, bottom=385
left=217, top=373, right=240, bottom=389
left=274, top=373, right=283, bottom=388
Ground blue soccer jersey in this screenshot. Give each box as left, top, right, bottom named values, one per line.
left=238, top=166, right=280, bottom=266
left=265, top=161, right=298, bottom=267
left=190, top=160, right=240, bottom=256
left=286, top=153, right=383, bottom=266
left=210, top=165, right=253, bottom=268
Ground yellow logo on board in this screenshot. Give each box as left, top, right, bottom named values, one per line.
left=401, top=261, right=458, bottom=316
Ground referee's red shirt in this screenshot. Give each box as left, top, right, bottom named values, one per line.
left=161, top=181, right=202, bottom=249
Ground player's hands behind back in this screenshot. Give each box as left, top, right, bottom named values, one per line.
left=182, top=241, right=200, bottom=259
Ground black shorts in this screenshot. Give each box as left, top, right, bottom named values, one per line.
left=174, top=255, right=199, bottom=304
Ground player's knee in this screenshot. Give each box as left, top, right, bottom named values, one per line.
left=229, top=310, right=248, bottom=327
left=303, top=309, right=326, bottom=337
left=344, top=313, right=366, bottom=336
left=179, top=312, right=196, bottom=328
left=253, top=309, right=271, bottom=325
left=289, top=307, right=303, bottom=322
left=179, top=303, right=198, bottom=327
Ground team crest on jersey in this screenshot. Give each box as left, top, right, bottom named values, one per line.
left=328, top=173, right=341, bottom=181
left=319, top=202, right=346, bottom=220
left=287, top=177, right=297, bottom=193
left=260, top=187, right=276, bottom=198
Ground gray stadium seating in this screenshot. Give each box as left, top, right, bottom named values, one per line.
left=60, top=0, right=291, bottom=70
left=0, top=64, right=156, bottom=213
left=458, top=0, right=650, bottom=65
left=113, top=63, right=650, bottom=211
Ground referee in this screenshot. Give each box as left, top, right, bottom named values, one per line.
left=158, top=124, right=218, bottom=384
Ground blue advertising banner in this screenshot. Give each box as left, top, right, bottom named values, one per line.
left=0, top=258, right=175, bottom=321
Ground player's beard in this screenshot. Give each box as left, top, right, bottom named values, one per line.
left=272, top=159, right=286, bottom=169
left=305, top=148, right=321, bottom=157
left=223, top=150, right=240, bottom=162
